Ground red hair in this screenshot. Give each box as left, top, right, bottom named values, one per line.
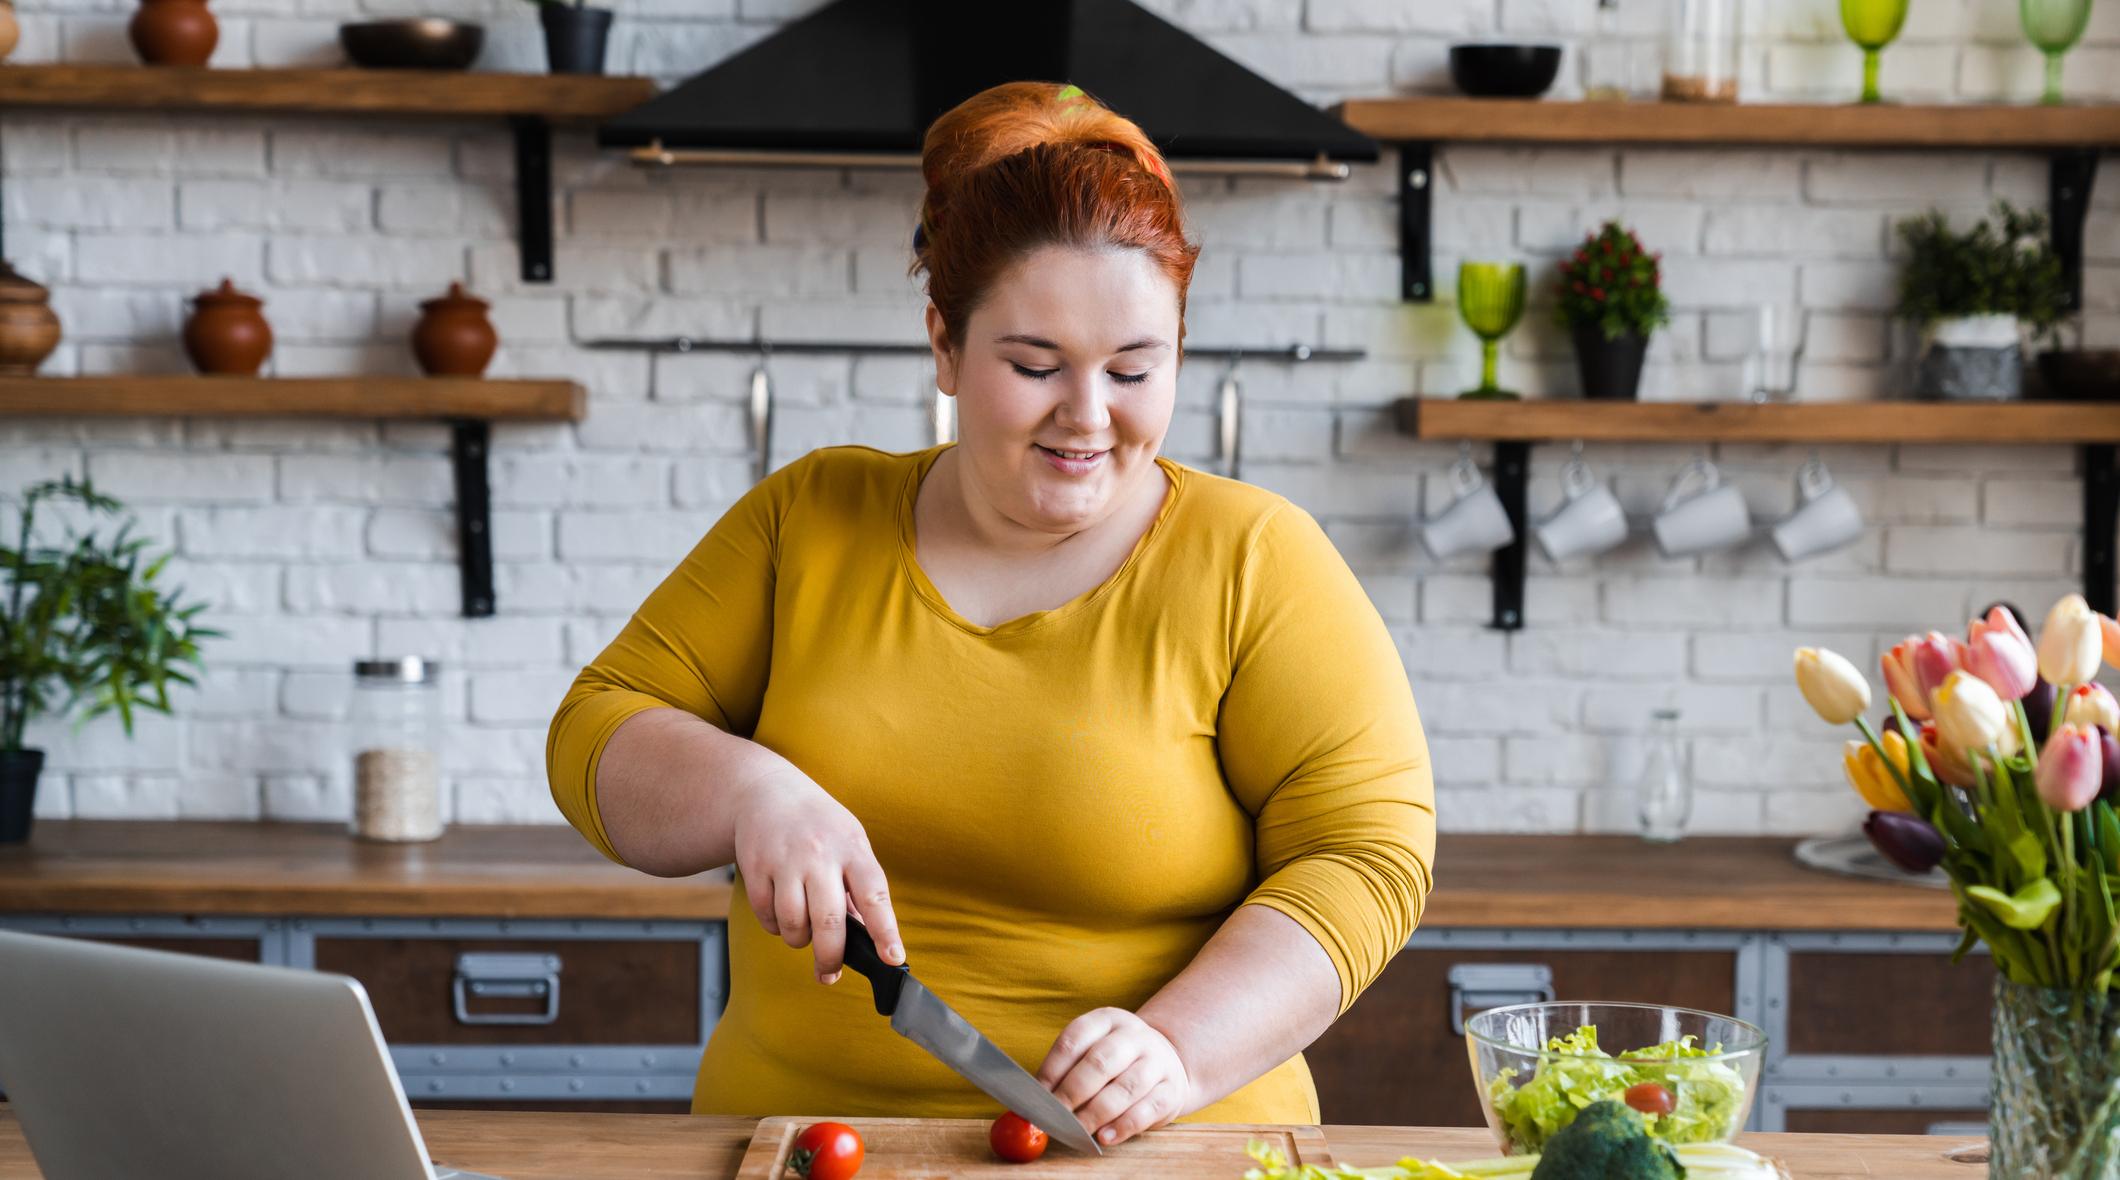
left=914, top=82, right=1198, bottom=348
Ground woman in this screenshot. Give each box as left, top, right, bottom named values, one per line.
left=548, top=82, right=1434, bottom=1145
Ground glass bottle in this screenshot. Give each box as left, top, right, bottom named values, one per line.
left=1584, top=0, right=1630, bottom=101
left=1663, top=0, right=1740, bottom=103
left=350, top=656, right=444, bottom=842
left=1637, top=709, right=1692, bottom=843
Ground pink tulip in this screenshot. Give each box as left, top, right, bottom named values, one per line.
left=1883, top=632, right=1962, bottom=720
left=1968, top=607, right=2039, bottom=700
left=2037, top=723, right=2104, bottom=812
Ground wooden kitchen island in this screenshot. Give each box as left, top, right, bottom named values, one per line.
left=0, top=823, right=1978, bottom=1133
left=0, top=1109, right=1985, bottom=1179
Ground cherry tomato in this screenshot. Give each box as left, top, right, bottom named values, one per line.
left=788, top=1122, right=864, bottom=1180
left=990, top=1112, right=1049, bottom=1163
left=1623, top=1082, right=1676, bottom=1116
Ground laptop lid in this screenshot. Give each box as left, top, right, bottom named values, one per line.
left=0, top=929, right=437, bottom=1180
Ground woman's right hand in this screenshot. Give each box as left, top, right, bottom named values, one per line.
left=730, top=765, right=906, bottom=983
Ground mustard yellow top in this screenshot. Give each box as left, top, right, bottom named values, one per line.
left=548, top=445, right=1435, bottom=1124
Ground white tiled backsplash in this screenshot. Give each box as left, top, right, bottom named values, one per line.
left=2, top=0, right=2115, bottom=832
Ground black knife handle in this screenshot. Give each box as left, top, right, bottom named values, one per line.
left=841, top=915, right=908, bottom=1017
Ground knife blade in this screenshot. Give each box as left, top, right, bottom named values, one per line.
left=841, top=917, right=1101, bottom=1155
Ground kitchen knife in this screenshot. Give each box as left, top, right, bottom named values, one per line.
left=841, top=917, right=1101, bottom=1155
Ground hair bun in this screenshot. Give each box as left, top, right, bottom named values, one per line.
left=921, top=82, right=1174, bottom=200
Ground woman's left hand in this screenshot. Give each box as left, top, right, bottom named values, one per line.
left=1035, top=1007, right=1194, bottom=1146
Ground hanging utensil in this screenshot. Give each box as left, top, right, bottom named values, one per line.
left=749, top=349, right=772, bottom=484
left=1217, top=355, right=1242, bottom=481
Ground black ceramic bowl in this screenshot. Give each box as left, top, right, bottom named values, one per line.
left=340, top=19, right=484, bottom=70
left=1450, top=44, right=1564, bottom=98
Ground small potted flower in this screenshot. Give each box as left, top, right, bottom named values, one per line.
left=1554, top=221, right=1670, bottom=401
left=1895, top=201, right=2066, bottom=401
left=522, top=0, right=611, bottom=75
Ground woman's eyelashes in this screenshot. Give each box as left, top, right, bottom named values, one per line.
left=1007, top=361, right=1153, bottom=386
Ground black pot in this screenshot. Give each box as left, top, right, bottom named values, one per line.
left=539, top=4, right=611, bottom=75
left=1571, top=324, right=1649, bottom=401
left=0, top=748, right=43, bottom=845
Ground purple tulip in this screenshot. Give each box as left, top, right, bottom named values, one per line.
left=2100, top=725, right=2120, bottom=806
left=1865, top=809, right=1946, bottom=874
left=2025, top=677, right=2058, bottom=740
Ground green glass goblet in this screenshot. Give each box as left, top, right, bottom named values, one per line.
left=2022, top=0, right=2094, bottom=105
left=1840, top=0, right=1909, bottom=104
left=1458, top=261, right=1527, bottom=401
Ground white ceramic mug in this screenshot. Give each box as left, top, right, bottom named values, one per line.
left=1535, top=455, right=1629, bottom=562
left=1653, top=458, right=1752, bottom=556
left=1423, top=455, right=1516, bottom=559
left=1771, top=458, right=1864, bottom=561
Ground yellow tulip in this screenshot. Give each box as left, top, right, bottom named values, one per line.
left=2039, top=594, right=2104, bottom=688
left=1795, top=647, right=1871, bottom=726
left=1842, top=736, right=1912, bottom=811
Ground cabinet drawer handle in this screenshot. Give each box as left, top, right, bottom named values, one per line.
left=1448, top=963, right=1555, bottom=1035
left=453, top=952, right=562, bottom=1026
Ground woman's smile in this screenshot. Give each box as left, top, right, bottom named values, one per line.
left=1037, top=444, right=1107, bottom=474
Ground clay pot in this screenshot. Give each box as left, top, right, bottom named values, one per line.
left=129, top=0, right=217, bottom=66
left=183, top=278, right=272, bottom=375
left=412, top=283, right=497, bottom=377
left=0, top=2, right=22, bottom=62
left=0, top=262, right=62, bottom=376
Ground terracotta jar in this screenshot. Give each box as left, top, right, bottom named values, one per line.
left=412, top=283, right=497, bottom=377
left=129, top=0, right=217, bottom=66
left=0, top=262, right=62, bottom=376
left=0, top=2, right=22, bottom=62
left=183, top=279, right=272, bottom=375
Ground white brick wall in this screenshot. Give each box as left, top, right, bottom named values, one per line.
left=3, top=0, right=2118, bottom=831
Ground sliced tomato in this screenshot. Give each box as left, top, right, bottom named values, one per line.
left=788, top=1122, right=864, bottom=1180
left=990, top=1112, right=1049, bottom=1163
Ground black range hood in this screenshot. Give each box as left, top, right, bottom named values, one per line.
left=598, top=0, right=1378, bottom=171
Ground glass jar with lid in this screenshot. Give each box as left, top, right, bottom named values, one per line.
left=350, top=656, right=443, bottom=842
left=1663, top=0, right=1741, bottom=103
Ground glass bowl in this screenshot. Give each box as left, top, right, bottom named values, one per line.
left=1465, top=1002, right=1767, bottom=1156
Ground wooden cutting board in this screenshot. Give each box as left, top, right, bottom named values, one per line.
left=736, top=1117, right=1335, bottom=1180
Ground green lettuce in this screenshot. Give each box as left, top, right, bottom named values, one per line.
left=1485, top=1026, right=1749, bottom=1154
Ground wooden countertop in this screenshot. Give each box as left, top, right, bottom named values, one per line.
left=0, top=1110, right=1985, bottom=1179
left=0, top=821, right=730, bottom=920
left=0, top=823, right=1959, bottom=930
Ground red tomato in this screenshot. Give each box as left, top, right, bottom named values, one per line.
left=1623, top=1082, right=1677, bottom=1116
left=788, top=1122, right=864, bottom=1180
left=990, top=1112, right=1049, bottom=1163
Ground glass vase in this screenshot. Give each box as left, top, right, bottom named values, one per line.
left=1991, top=977, right=2120, bottom=1179
left=2021, top=0, right=2095, bottom=105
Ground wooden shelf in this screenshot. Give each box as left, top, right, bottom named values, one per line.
left=1335, top=97, right=2120, bottom=148
left=0, top=376, right=586, bottom=421
left=1395, top=397, right=2120, bottom=444
left=0, top=64, right=656, bottom=121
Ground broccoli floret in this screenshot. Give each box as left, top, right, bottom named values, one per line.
left=1528, top=1101, right=1686, bottom=1180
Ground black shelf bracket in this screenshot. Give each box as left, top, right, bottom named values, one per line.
left=2052, top=149, right=2101, bottom=313
left=450, top=419, right=496, bottom=618
left=1490, top=441, right=1531, bottom=631
left=512, top=115, right=554, bottom=285
left=2088, top=444, right=2119, bottom=617
left=1397, top=142, right=1436, bottom=302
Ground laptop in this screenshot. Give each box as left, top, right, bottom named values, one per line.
left=0, top=929, right=508, bottom=1180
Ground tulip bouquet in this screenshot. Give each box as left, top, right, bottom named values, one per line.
left=1794, top=595, right=2120, bottom=993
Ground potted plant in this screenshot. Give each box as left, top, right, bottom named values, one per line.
left=1896, top=201, right=2066, bottom=401
left=1554, top=221, right=1670, bottom=401
left=523, top=0, right=611, bottom=75
left=1, top=477, right=215, bottom=843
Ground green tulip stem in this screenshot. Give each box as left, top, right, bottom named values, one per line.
left=2054, top=683, right=2073, bottom=743
left=2016, top=699, right=2042, bottom=764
